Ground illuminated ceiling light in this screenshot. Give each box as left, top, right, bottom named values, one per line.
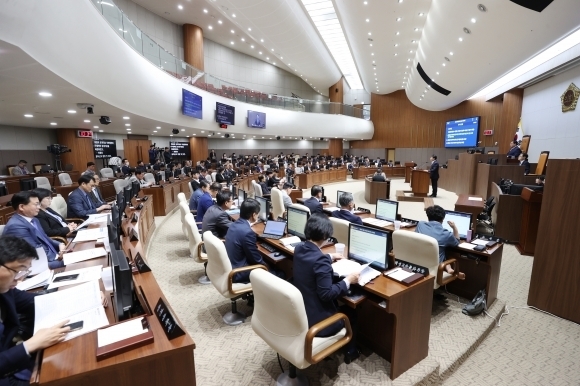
left=24, top=114, right=33, bottom=118
left=153, top=131, right=157, bottom=133
left=93, top=126, right=99, bottom=129
left=436, top=72, right=439, bottom=74
left=218, top=20, right=222, bottom=24
left=156, top=126, right=161, bottom=129
left=67, top=110, right=76, bottom=113
left=371, top=53, right=374, bottom=56
left=248, top=27, right=252, bottom=31
left=369, top=43, right=373, bottom=46
left=201, top=130, right=205, bottom=133
left=241, top=38, right=245, bottom=41
left=123, top=116, right=129, bottom=119
left=181, top=129, right=185, bottom=131
left=419, top=12, right=424, bottom=16
left=366, top=18, right=370, bottom=22
left=84, top=119, right=90, bottom=122
left=50, top=122, right=57, bottom=126
left=394, top=53, right=398, bottom=56
left=231, top=29, right=234, bottom=33
left=442, top=63, right=446, bottom=66
left=232, top=13, right=236, bottom=17
left=300, top=0, right=363, bottom=89
left=259, top=51, right=262, bottom=54
left=266, top=57, right=269, bottom=60
left=471, top=18, right=476, bottom=23
left=251, top=45, right=254, bottom=48
left=450, top=52, right=454, bottom=55
left=99, top=130, right=103, bottom=132
left=414, top=28, right=419, bottom=31
left=394, top=43, right=398, bottom=47
left=203, top=9, right=207, bottom=13
left=208, top=25, right=213, bottom=30
left=260, top=38, right=264, bottom=42
left=368, top=32, right=371, bottom=35
left=459, top=37, right=463, bottom=41
left=177, top=5, right=183, bottom=10
left=363, top=1, right=367, bottom=4
left=396, top=17, right=401, bottom=21
left=412, top=40, right=416, bottom=43
left=38, top=92, right=52, bottom=97
left=396, top=31, right=400, bottom=35
left=126, top=128, right=131, bottom=131
left=230, top=41, right=234, bottom=45
left=409, top=50, right=413, bottom=53
left=125, top=123, right=130, bottom=126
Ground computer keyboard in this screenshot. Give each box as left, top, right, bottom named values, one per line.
left=260, top=243, right=276, bottom=253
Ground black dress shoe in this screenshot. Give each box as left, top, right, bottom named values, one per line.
left=344, top=349, right=360, bottom=364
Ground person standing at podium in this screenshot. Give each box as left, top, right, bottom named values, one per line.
left=428, top=155, right=440, bottom=198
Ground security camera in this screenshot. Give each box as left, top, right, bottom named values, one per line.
left=172, top=128, right=179, bottom=134
left=99, top=116, right=111, bottom=125
left=77, top=103, right=94, bottom=114
left=87, top=107, right=94, bottom=114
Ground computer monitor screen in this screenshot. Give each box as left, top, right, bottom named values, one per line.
left=116, top=191, right=125, bottom=217
left=442, top=210, right=472, bottom=239
left=131, top=180, right=140, bottom=198
left=154, top=172, right=162, bottom=185
left=287, top=206, right=309, bottom=239
left=123, top=186, right=132, bottom=208
left=173, top=168, right=182, bottom=178
left=336, top=190, right=350, bottom=206
left=348, top=223, right=389, bottom=271
left=508, top=184, right=539, bottom=196
left=376, top=199, right=398, bottom=222
left=256, top=196, right=269, bottom=221
left=107, top=220, right=119, bottom=251
left=263, top=220, right=286, bottom=236
left=111, top=248, right=133, bottom=321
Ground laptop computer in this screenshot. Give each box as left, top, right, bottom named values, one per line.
left=259, top=220, right=286, bottom=240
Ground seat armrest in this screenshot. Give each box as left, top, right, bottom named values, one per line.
left=66, top=218, right=85, bottom=224
left=227, top=264, right=268, bottom=295
left=437, top=258, right=458, bottom=286
left=50, top=236, right=68, bottom=244
left=196, top=242, right=208, bottom=262
left=305, top=313, right=353, bottom=365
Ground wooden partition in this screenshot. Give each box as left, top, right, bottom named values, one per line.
left=364, top=177, right=391, bottom=204
left=56, top=129, right=96, bottom=171
left=490, top=182, right=523, bottom=243
left=475, top=163, right=528, bottom=198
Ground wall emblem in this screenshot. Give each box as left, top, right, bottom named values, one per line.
left=561, top=83, right=580, bottom=112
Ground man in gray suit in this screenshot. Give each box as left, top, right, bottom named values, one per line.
left=11, top=160, right=30, bottom=176
left=201, top=190, right=234, bottom=239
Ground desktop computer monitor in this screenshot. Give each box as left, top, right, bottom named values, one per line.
left=287, top=206, right=309, bottom=239
left=111, top=247, right=133, bottom=321
left=442, top=210, right=472, bottom=239
left=348, top=223, right=389, bottom=271
left=255, top=196, right=270, bottom=222
left=107, top=219, right=119, bottom=251
left=375, top=199, right=398, bottom=222
left=123, top=186, right=133, bottom=209
left=116, top=191, right=126, bottom=217
left=131, top=180, right=140, bottom=198
left=173, top=168, right=182, bottom=178
left=336, top=190, right=350, bottom=206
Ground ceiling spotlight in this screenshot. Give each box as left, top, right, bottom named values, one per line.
left=259, top=51, right=262, bottom=54
left=394, top=43, right=398, bottom=47
left=218, top=20, right=222, bottom=24
left=99, top=130, right=103, bottom=132
left=203, top=9, right=207, bottom=13
left=450, top=52, right=454, bottom=55
left=156, top=126, right=161, bottom=129
left=208, top=25, right=213, bottom=30
left=251, top=45, right=254, bottom=48
left=84, top=119, right=90, bottom=122
left=67, top=110, right=76, bottom=113
left=478, top=4, right=487, bottom=12
left=232, top=13, right=236, bottom=17
left=93, top=126, right=99, bottom=129
left=266, top=57, right=269, bottom=60
left=230, top=41, right=234, bottom=45
left=260, top=38, right=264, bottom=42
left=363, top=1, right=367, bottom=4
left=396, top=17, right=401, bottom=21
left=241, top=38, right=245, bottom=41
left=177, top=5, right=183, bottom=10
left=394, top=53, right=398, bottom=56
left=436, top=72, right=439, bottom=74
left=50, top=122, right=57, bottom=126
left=231, top=29, right=234, bottom=33
left=409, top=50, right=413, bottom=53
left=126, top=128, right=131, bottom=131
left=370, top=43, right=373, bottom=46
left=368, top=32, right=372, bottom=35
left=398, top=0, right=403, bottom=3
left=366, top=18, right=370, bottom=22
left=125, top=123, right=130, bottom=126
left=371, top=53, right=374, bottom=56
left=459, top=37, right=463, bottom=41
left=412, top=40, right=416, bottom=43
left=271, top=48, right=274, bottom=51
left=153, top=131, right=157, bottom=133
left=442, top=63, right=446, bottom=66
left=414, top=28, right=419, bottom=31
left=24, top=114, right=33, bottom=118
left=248, top=27, right=252, bottom=31
left=38, top=92, right=52, bottom=97
left=464, top=27, right=471, bottom=34
left=471, top=18, right=476, bottom=23
left=396, top=31, right=400, bottom=35
left=419, top=12, right=424, bottom=16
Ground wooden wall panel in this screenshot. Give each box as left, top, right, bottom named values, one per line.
left=56, top=129, right=95, bottom=172
left=327, top=139, right=342, bottom=157
left=190, top=137, right=208, bottom=164
left=329, top=77, right=344, bottom=115
left=352, top=90, right=507, bottom=149
left=498, top=88, right=524, bottom=154
left=183, top=24, right=204, bottom=71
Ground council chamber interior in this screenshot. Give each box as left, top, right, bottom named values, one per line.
left=0, top=0, right=579, bottom=385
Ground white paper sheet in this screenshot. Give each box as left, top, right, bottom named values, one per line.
left=468, top=197, right=483, bottom=201
left=332, top=259, right=362, bottom=277
left=279, top=236, right=301, bottom=246
left=98, top=318, right=148, bottom=347
left=72, top=227, right=107, bottom=242
left=358, top=264, right=380, bottom=286
left=16, top=269, right=53, bottom=291
left=470, top=239, right=489, bottom=246
left=47, top=265, right=103, bottom=289
left=458, top=243, right=477, bottom=250
left=63, top=247, right=107, bottom=265
left=385, top=268, right=416, bottom=281
left=324, top=206, right=340, bottom=212
left=362, top=218, right=393, bottom=227
left=30, top=247, right=49, bottom=276
left=101, top=266, right=114, bottom=292
left=76, top=214, right=109, bottom=230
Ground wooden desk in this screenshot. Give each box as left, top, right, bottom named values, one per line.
left=293, top=169, right=347, bottom=189
left=251, top=222, right=433, bottom=380
left=454, top=194, right=484, bottom=229
left=34, top=196, right=197, bottom=386
left=384, top=166, right=406, bottom=178
left=410, top=170, right=429, bottom=197
left=232, top=174, right=259, bottom=197
left=474, top=163, right=528, bottom=198
left=364, top=177, right=391, bottom=204
left=141, top=178, right=192, bottom=216
left=0, top=171, right=80, bottom=194
left=352, top=167, right=373, bottom=180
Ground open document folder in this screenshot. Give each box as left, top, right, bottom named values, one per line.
left=332, top=259, right=380, bottom=286
left=34, top=280, right=109, bottom=341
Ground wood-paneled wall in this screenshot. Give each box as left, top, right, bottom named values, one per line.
left=56, top=129, right=95, bottom=171
left=329, top=77, right=344, bottom=115
left=351, top=90, right=523, bottom=150
left=183, top=24, right=204, bottom=71
left=189, top=136, right=208, bottom=164
left=327, top=139, right=343, bottom=157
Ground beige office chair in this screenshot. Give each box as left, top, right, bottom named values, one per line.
left=211, top=172, right=217, bottom=183
left=203, top=231, right=267, bottom=326
left=329, top=217, right=350, bottom=246
left=34, top=177, right=51, bottom=191
left=33, top=164, right=45, bottom=173
left=290, top=203, right=311, bottom=214
left=177, top=192, right=187, bottom=204
left=58, top=173, right=73, bottom=186
left=100, top=168, right=114, bottom=178
left=392, top=230, right=459, bottom=289
left=188, top=181, right=195, bottom=196
left=270, top=188, right=285, bottom=220
left=250, top=269, right=352, bottom=385
left=178, top=201, right=190, bottom=238
left=184, top=213, right=210, bottom=284
left=6, top=165, right=16, bottom=176
left=252, top=180, right=263, bottom=198
left=0, top=225, right=5, bottom=236
left=144, top=173, right=155, bottom=185
left=48, top=195, right=84, bottom=223
left=113, top=179, right=129, bottom=194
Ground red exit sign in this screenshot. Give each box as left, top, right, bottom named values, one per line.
left=77, top=130, right=93, bottom=138
left=483, top=129, right=494, bottom=136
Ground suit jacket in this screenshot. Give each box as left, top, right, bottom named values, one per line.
left=215, top=173, right=226, bottom=183
left=3, top=214, right=60, bottom=262
left=303, top=197, right=323, bottom=215
left=10, top=166, right=28, bottom=176
left=331, top=209, right=363, bottom=225
left=201, top=205, right=232, bottom=239
left=429, top=161, right=440, bottom=180
left=225, top=218, right=266, bottom=283
left=121, top=166, right=131, bottom=175
left=195, top=192, right=214, bottom=223
left=259, top=182, right=271, bottom=195
left=293, top=241, right=348, bottom=336
left=372, top=174, right=386, bottom=182
left=36, top=208, right=69, bottom=238
left=0, top=289, right=37, bottom=384
left=68, top=188, right=98, bottom=218
left=520, top=160, right=531, bottom=175
left=90, top=187, right=106, bottom=207
left=190, top=179, right=201, bottom=192
left=507, top=146, right=522, bottom=158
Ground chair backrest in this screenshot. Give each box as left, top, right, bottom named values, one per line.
left=177, top=192, right=186, bottom=203
left=0, top=224, right=5, bottom=235
left=534, top=151, right=549, bottom=175
left=203, top=231, right=234, bottom=297
left=290, top=203, right=310, bottom=214
left=392, top=230, right=440, bottom=289
left=329, top=217, right=350, bottom=246
left=50, top=195, right=67, bottom=218
left=58, top=173, right=72, bottom=186
left=252, top=180, right=263, bottom=198
left=33, top=164, right=45, bottom=173
left=211, top=172, right=217, bottom=182
left=34, top=177, right=51, bottom=190
left=144, top=173, right=155, bottom=184
left=100, top=168, right=114, bottom=178
left=270, top=188, right=285, bottom=220
left=113, top=179, right=129, bottom=194
left=6, top=165, right=15, bottom=175
left=520, top=135, right=531, bottom=154
left=184, top=213, right=204, bottom=263
left=250, top=269, right=310, bottom=369
left=188, top=181, right=195, bottom=195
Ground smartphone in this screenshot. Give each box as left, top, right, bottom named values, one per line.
left=64, top=321, right=84, bottom=332
left=53, top=274, right=79, bottom=283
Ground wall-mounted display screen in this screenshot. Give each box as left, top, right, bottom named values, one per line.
left=170, top=141, right=191, bottom=159
left=216, top=102, right=235, bottom=125
left=247, top=110, right=266, bottom=128
left=182, top=89, right=202, bottom=119
left=444, top=116, right=480, bottom=148
left=93, top=139, right=117, bottom=159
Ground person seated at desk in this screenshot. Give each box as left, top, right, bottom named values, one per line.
left=506, top=140, right=522, bottom=158
left=190, top=180, right=208, bottom=211
left=331, top=193, right=363, bottom=225
left=372, top=168, right=387, bottom=182
left=387, top=160, right=394, bottom=167
left=3, top=191, right=66, bottom=269
left=0, top=237, right=73, bottom=386
left=190, top=170, right=201, bottom=192
left=534, top=176, right=545, bottom=191
left=374, top=157, right=382, bottom=167
left=68, top=175, right=111, bottom=219
left=518, top=152, right=530, bottom=175
left=416, top=205, right=465, bottom=280
left=196, top=182, right=222, bottom=223
left=214, top=167, right=227, bottom=184
left=202, top=190, right=234, bottom=239
left=225, top=199, right=284, bottom=285
left=81, top=161, right=96, bottom=177
left=267, top=170, right=280, bottom=188
left=91, top=175, right=111, bottom=206
left=280, top=182, right=293, bottom=209
left=11, top=160, right=29, bottom=176
left=34, top=188, right=77, bottom=238
left=293, top=214, right=360, bottom=363
left=303, top=185, right=324, bottom=215
left=135, top=160, right=146, bottom=173
left=121, top=159, right=131, bottom=176
left=257, top=175, right=271, bottom=195
left=135, top=170, right=151, bottom=188
left=152, top=160, right=162, bottom=171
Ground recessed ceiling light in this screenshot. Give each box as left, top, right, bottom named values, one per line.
left=281, top=57, right=283, bottom=59
left=407, top=58, right=410, bottom=61
left=396, top=17, right=401, bottom=21
left=371, top=53, right=374, bottom=56
left=363, top=1, right=367, bottom=4
left=203, top=9, right=207, bottom=13
left=232, top=13, right=236, bottom=17
left=170, top=134, right=173, bottom=137
left=442, top=63, right=446, bottom=66
left=419, top=12, right=424, bottom=16
left=436, top=72, right=440, bottom=74
left=471, top=18, right=476, bottom=23
left=368, top=32, right=372, bottom=35
left=93, top=126, right=99, bottom=129
left=459, top=37, right=463, bottom=41
left=251, top=45, right=254, bottom=48
left=231, top=29, right=234, bottom=33
left=259, top=51, right=262, bottom=55
left=153, top=131, right=157, bottom=133
left=67, top=110, right=76, bottom=114
left=230, top=41, right=234, bottom=45
left=50, top=122, right=57, bottom=126
left=414, top=28, right=419, bottom=31
left=38, top=92, right=52, bottom=97
left=156, top=126, right=161, bottom=129
left=201, top=130, right=205, bottom=133
left=241, top=38, right=245, bottom=41
left=181, top=129, right=185, bottom=131
left=409, top=50, right=413, bottom=53
left=450, top=52, right=454, bottom=55
left=273, top=62, right=276, bottom=65
left=126, top=128, right=131, bottom=131
left=412, top=40, right=416, bottom=43
left=396, top=31, right=400, bottom=35
left=398, top=0, right=403, bottom=3
left=366, top=18, right=370, bottom=22
left=24, top=114, right=33, bottom=118
left=248, top=27, right=252, bottom=31
left=394, top=43, right=398, bottom=47
left=394, top=53, right=398, bottom=56
left=125, top=123, right=130, bottom=126
left=99, top=130, right=103, bottom=132
left=177, top=5, right=183, bottom=10
left=84, top=119, right=90, bottom=122
left=218, top=20, right=222, bottom=24
left=208, top=25, right=213, bottom=30
left=260, top=39, right=264, bottom=42
left=123, top=116, right=129, bottom=119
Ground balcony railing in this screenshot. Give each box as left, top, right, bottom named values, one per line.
left=90, top=0, right=367, bottom=119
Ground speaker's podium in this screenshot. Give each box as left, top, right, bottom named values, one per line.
left=516, top=187, right=542, bottom=256
left=397, top=169, right=430, bottom=202
left=404, top=162, right=416, bottom=183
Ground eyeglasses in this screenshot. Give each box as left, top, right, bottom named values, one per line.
left=1, top=264, right=32, bottom=280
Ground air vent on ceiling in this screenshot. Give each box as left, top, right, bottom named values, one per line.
left=478, top=4, right=487, bottom=12
left=444, top=57, right=450, bottom=62
left=463, top=27, right=471, bottom=34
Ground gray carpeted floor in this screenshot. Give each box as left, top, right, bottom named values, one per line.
left=146, top=178, right=580, bottom=385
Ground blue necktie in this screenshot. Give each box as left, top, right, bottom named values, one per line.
left=85, top=192, right=95, bottom=209
left=31, top=218, right=58, bottom=258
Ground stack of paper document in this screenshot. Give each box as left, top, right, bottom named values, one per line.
left=385, top=267, right=416, bottom=282
left=47, top=265, right=103, bottom=289
left=324, top=206, right=340, bottom=212
left=77, top=214, right=110, bottom=229
left=16, top=269, right=53, bottom=291
left=73, top=227, right=107, bottom=242
left=332, top=260, right=380, bottom=286
left=362, top=218, right=393, bottom=227
left=97, top=317, right=149, bottom=348
left=279, top=236, right=301, bottom=246
left=63, top=247, right=107, bottom=265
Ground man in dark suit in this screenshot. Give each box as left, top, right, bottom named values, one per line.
left=209, top=149, right=217, bottom=160
left=429, top=155, right=440, bottom=198
left=506, top=141, right=522, bottom=158
left=293, top=214, right=360, bottom=363
left=202, top=190, right=234, bottom=239
left=3, top=191, right=65, bottom=269
left=196, top=182, right=222, bottom=223
left=121, top=159, right=131, bottom=176
left=518, top=152, right=531, bottom=175
left=257, top=175, right=270, bottom=195
left=0, top=237, right=72, bottom=385
left=215, top=167, right=226, bottom=184
left=331, top=192, right=363, bottom=225
left=303, top=185, right=324, bottom=215
left=90, top=175, right=108, bottom=206
left=224, top=199, right=283, bottom=283
left=190, top=170, right=201, bottom=192
left=68, top=175, right=111, bottom=218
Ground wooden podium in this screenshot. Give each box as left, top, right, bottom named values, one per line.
left=410, top=170, right=430, bottom=197
left=404, top=162, right=416, bottom=183
left=516, top=188, right=542, bottom=256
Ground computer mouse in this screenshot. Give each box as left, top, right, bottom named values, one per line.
left=273, top=252, right=281, bottom=257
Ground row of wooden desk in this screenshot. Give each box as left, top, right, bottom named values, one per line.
left=141, top=178, right=193, bottom=216
left=294, top=168, right=347, bottom=189
left=352, top=166, right=406, bottom=180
